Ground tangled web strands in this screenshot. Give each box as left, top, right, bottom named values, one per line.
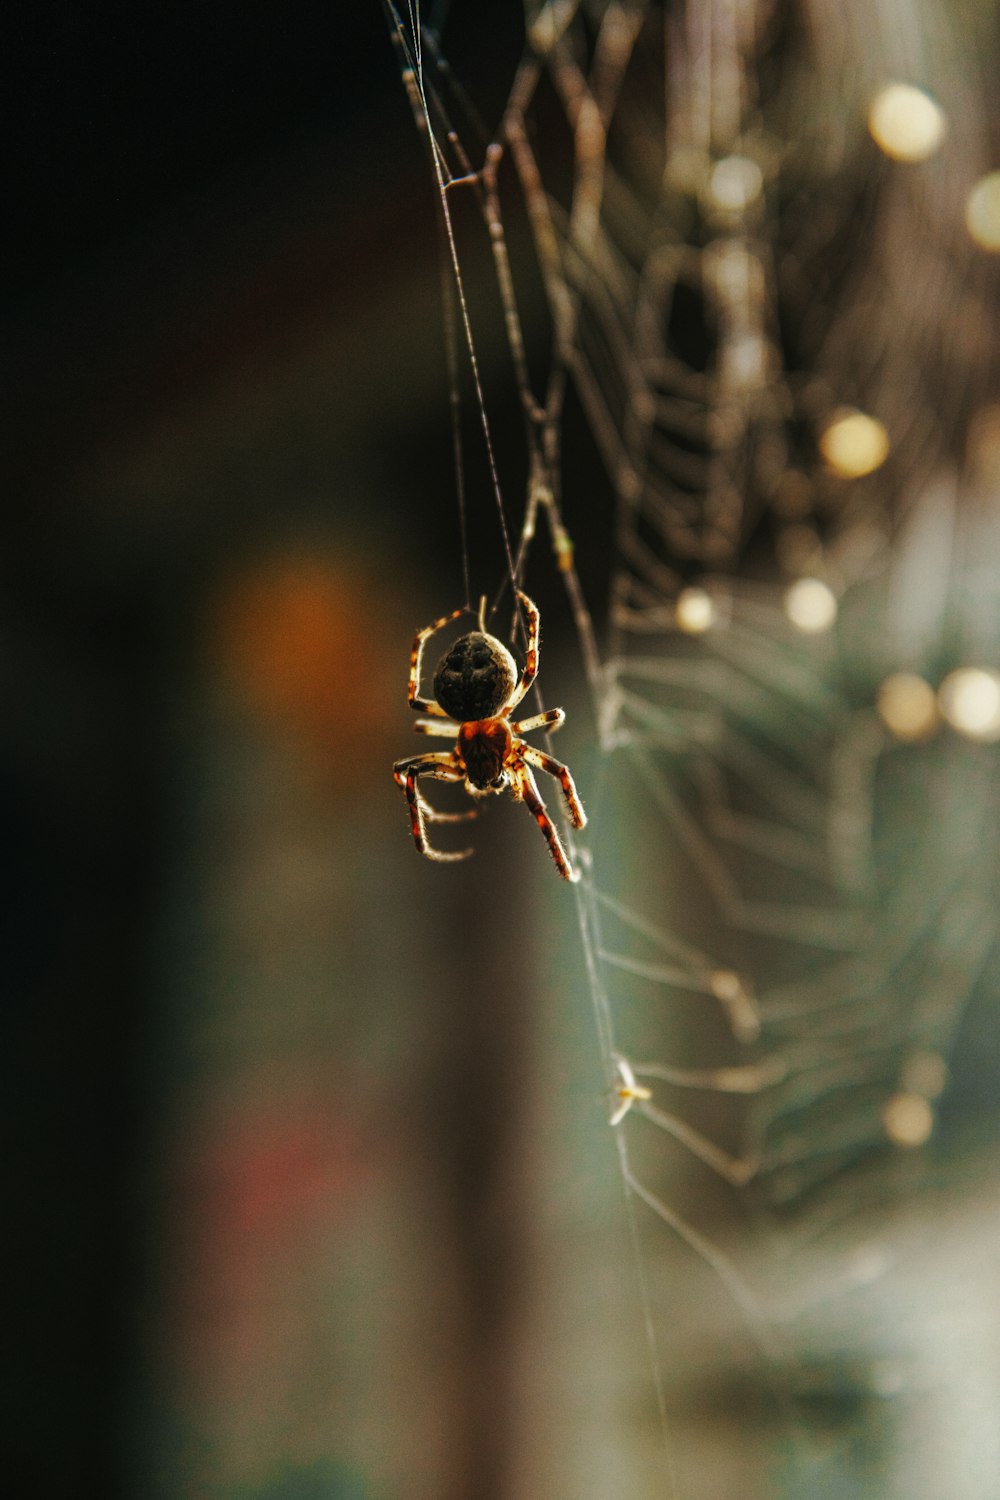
left=395, top=0, right=1000, bottom=1181
left=390, top=0, right=1000, bottom=1492
left=511, top=0, right=995, bottom=578
left=511, top=0, right=1000, bottom=1204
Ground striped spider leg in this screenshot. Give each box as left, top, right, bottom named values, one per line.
left=507, top=590, right=540, bottom=710
left=509, top=706, right=587, bottom=832
left=510, top=759, right=577, bottom=881
left=393, top=751, right=474, bottom=862
left=407, top=607, right=464, bottom=715
left=402, top=606, right=469, bottom=833
left=407, top=716, right=478, bottom=826
left=518, top=743, right=587, bottom=830
left=509, top=706, right=566, bottom=735
left=508, top=729, right=587, bottom=881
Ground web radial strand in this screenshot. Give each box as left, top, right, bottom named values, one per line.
left=385, top=0, right=523, bottom=615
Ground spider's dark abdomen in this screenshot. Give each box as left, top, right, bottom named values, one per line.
left=433, top=631, right=517, bottom=721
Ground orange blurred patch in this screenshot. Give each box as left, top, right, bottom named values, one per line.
left=211, top=549, right=398, bottom=770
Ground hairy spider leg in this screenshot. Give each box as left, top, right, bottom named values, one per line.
left=507, top=590, right=540, bottom=711
left=408, top=608, right=464, bottom=715
left=410, top=783, right=478, bottom=824
left=394, top=751, right=474, bottom=860
left=407, top=720, right=477, bottom=819
left=513, top=759, right=577, bottom=881
left=520, top=743, right=587, bottom=829
left=509, top=707, right=565, bottom=735
left=411, top=717, right=459, bottom=736
left=393, top=752, right=460, bottom=795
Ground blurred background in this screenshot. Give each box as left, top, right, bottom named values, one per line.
left=5, top=3, right=1000, bottom=1499
left=6, top=6, right=604, bottom=1498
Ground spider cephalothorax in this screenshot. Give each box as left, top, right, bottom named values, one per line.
left=393, top=591, right=586, bottom=880
left=457, top=717, right=513, bottom=791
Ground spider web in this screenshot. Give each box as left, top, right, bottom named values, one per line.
left=385, top=3, right=1000, bottom=1496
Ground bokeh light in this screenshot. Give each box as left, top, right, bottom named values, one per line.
left=784, top=577, right=838, bottom=633
left=882, top=1091, right=935, bottom=1148
left=675, top=586, right=716, bottom=633
left=708, top=155, right=763, bottom=211
left=965, top=171, right=1000, bottom=252
left=868, top=83, right=947, bottom=162
left=938, top=667, right=1000, bottom=741
left=877, top=672, right=939, bottom=741
left=819, top=408, right=891, bottom=478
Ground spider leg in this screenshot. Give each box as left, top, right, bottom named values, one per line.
left=509, top=707, right=565, bottom=735
left=408, top=608, right=464, bottom=715
left=519, top=743, right=587, bottom=829
left=412, top=717, right=460, bottom=736
left=405, top=772, right=478, bottom=825
left=395, top=754, right=476, bottom=823
left=409, top=721, right=473, bottom=813
left=393, top=751, right=474, bottom=861
left=507, top=590, right=540, bottom=711
left=512, top=760, right=578, bottom=882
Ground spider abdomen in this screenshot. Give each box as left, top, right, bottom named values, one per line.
left=458, top=718, right=513, bottom=791
left=433, top=631, right=517, bottom=720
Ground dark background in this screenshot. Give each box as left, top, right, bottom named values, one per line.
left=8, top=7, right=603, bottom=1499
left=5, top=7, right=441, bottom=1495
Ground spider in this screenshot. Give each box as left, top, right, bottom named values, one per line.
left=393, top=591, right=586, bottom=881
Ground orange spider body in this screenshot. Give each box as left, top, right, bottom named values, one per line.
left=457, top=718, right=513, bottom=791
left=392, top=591, right=586, bottom=880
